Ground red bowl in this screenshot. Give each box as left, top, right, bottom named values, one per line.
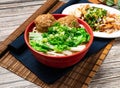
left=24, top=14, right=93, bottom=68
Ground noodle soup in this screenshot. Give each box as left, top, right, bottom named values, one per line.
left=24, top=14, right=93, bottom=68
left=29, top=14, right=90, bottom=56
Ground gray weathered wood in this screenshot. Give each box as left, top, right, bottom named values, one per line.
left=0, top=0, right=120, bottom=88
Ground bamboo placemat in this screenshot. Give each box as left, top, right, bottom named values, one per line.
left=0, top=0, right=115, bottom=88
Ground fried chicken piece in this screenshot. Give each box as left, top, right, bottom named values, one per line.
left=34, top=14, right=56, bottom=32
left=57, top=15, right=80, bottom=28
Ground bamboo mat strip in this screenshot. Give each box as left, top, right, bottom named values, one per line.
left=0, top=40, right=114, bottom=88
left=0, top=0, right=115, bottom=88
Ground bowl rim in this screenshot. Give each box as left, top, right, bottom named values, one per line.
left=24, top=14, right=94, bottom=59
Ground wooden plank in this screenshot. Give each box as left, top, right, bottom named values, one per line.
left=0, top=0, right=59, bottom=55
left=0, top=1, right=46, bottom=10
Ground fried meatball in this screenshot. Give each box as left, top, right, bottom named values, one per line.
left=57, top=15, right=80, bottom=28
left=34, top=14, right=56, bottom=32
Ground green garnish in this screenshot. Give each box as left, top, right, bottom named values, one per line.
left=84, top=7, right=107, bottom=31
left=29, top=22, right=90, bottom=53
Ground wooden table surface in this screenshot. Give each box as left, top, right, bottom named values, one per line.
left=0, top=0, right=120, bottom=88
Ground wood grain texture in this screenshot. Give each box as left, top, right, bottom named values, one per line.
left=0, top=0, right=120, bottom=88
left=0, top=42, right=114, bottom=88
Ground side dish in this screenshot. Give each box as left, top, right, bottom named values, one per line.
left=29, top=14, right=90, bottom=56
left=69, top=4, right=120, bottom=34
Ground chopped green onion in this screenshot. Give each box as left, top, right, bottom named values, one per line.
left=29, top=22, right=90, bottom=53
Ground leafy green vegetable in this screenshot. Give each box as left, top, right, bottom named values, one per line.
left=117, top=0, right=120, bottom=9
left=29, top=22, right=90, bottom=53
left=106, top=0, right=114, bottom=6
left=100, top=0, right=120, bottom=9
